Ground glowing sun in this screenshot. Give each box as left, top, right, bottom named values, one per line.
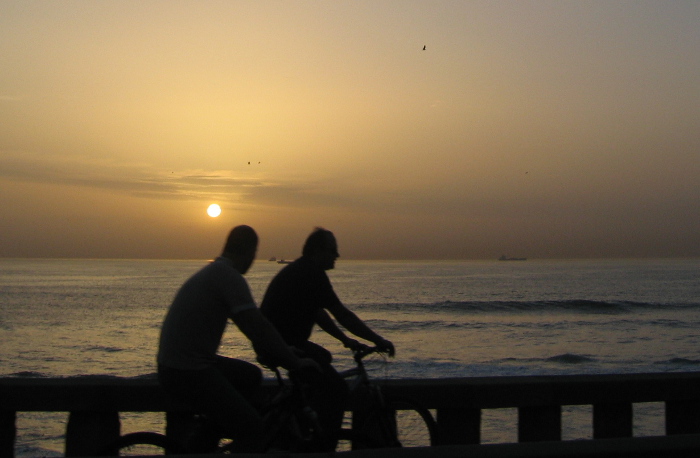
left=207, top=204, right=222, bottom=217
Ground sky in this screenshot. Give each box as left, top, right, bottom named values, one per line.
left=1, top=1, right=699, bottom=260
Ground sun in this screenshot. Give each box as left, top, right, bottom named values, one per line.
left=207, top=204, right=222, bottom=217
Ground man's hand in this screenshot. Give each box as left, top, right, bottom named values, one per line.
left=375, top=338, right=395, bottom=357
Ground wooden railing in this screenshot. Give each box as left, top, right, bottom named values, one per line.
left=2, top=372, right=700, bottom=456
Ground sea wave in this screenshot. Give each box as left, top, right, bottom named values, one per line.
left=15, top=444, right=63, bottom=457
left=494, top=353, right=597, bottom=365
left=661, top=358, right=700, bottom=366
left=7, top=371, right=48, bottom=378
left=359, top=299, right=700, bottom=314
left=546, top=353, right=597, bottom=364
left=84, top=345, right=124, bottom=353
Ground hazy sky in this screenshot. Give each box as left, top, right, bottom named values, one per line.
left=1, top=1, right=698, bottom=260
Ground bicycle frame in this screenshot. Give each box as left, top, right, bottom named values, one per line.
left=338, top=346, right=390, bottom=399
left=263, top=365, right=322, bottom=446
left=336, top=346, right=438, bottom=449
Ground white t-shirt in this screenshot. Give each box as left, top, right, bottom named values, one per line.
left=157, top=257, right=256, bottom=370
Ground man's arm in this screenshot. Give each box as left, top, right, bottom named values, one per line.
left=232, top=308, right=319, bottom=371
left=324, top=302, right=395, bottom=356
left=315, top=309, right=363, bottom=349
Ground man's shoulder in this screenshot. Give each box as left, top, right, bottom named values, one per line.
left=275, top=257, right=323, bottom=279
left=194, top=257, right=245, bottom=286
left=207, top=256, right=240, bottom=273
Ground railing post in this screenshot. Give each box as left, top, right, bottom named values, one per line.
left=166, top=411, right=189, bottom=445
left=666, top=400, right=700, bottom=435
left=436, top=407, right=480, bottom=444
left=518, top=405, right=561, bottom=442
left=0, top=410, right=16, bottom=458
left=65, top=411, right=120, bottom=456
left=593, top=402, right=633, bottom=438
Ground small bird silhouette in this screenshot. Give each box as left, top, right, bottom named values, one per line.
left=423, top=45, right=426, bottom=50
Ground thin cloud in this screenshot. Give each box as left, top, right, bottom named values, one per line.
left=0, top=153, right=263, bottom=202
left=0, top=153, right=371, bottom=210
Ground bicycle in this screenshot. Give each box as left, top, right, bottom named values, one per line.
left=102, top=366, right=322, bottom=455
left=104, top=347, right=437, bottom=454
left=336, top=346, right=438, bottom=449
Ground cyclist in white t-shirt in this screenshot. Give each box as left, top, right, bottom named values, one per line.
left=157, top=225, right=318, bottom=453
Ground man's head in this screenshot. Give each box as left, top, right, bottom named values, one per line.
left=302, top=227, right=339, bottom=270
left=222, top=225, right=258, bottom=274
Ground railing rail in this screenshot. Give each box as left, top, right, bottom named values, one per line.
left=2, top=372, right=700, bottom=456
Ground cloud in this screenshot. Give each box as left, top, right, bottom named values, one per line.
left=0, top=153, right=262, bottom=202
left=0, top=153, right=369, bottom=212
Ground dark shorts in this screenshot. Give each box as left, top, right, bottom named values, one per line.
left=157, top=356, right=264, bottom=452
left=292, top=341, right=350, bottom=452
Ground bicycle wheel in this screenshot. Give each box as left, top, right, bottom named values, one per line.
left=350, top=397, right=437, bottom=449
left=388, top=397, right=438, bottom=447
left=102, top=431, right=179, bottom=456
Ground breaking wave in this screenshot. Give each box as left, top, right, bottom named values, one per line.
left=361, top=299, right=698, bottom=314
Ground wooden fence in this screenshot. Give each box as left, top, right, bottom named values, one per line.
left=2, top=372, right=700, bottom=456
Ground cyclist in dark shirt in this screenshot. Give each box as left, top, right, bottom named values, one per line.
left=261, top=227, right=394, bottom=451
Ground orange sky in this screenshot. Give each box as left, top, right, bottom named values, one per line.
left=1, top=1, right=699, bottom=260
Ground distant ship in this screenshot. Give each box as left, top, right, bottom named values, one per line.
left=499, top=255, right=527, bottom=261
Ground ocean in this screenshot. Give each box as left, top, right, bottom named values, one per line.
left=1, top=257, right=699, bottom=456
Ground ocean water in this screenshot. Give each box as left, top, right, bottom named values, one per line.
left=1, top=258, right=699, bottom=456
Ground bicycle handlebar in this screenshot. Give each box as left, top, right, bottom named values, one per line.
left=352, top=345, right=389, bottom=362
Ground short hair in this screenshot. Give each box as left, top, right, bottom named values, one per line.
left=222, top=225, right=258, bottom=255
left=302, top=227, right=334, bottom=257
